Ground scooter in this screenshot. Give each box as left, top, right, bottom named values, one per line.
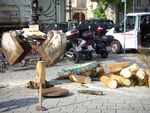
left=80, top=30, right=113, bottom=58
left=64, top=29, right=81, bottom=63
left=64, top=29, right=94, bottom=63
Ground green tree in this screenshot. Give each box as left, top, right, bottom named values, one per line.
left=91, top=0, right=133, bottom=23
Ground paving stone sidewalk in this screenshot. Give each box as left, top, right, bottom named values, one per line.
left=0, top=53, right=150, bottom=113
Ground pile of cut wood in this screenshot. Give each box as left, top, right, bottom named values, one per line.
left=58, top=62, right=150, bottom=89
left=98, top=62, right=150, bottom=88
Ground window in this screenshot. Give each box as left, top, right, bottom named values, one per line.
left=117, top=16, right=136, bottom=32
left=77, top=0, right=86, bottom=8
left=135, top=0, right=141, bottom=6
left=126, top=16, right=136, bottom=30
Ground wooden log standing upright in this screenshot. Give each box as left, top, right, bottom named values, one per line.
left=36, top=61, right=46, bottom=111
left=36, top=61, right=46, bottom=87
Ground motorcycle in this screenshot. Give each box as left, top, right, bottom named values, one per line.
left=80, top=30, right=114, bottom=58
left=64, top=29, right=80, bottom=63
left=64, top=29, right=94, bottom=63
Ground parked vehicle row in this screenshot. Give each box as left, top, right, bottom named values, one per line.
left=41, top=19, right=114, bottom=63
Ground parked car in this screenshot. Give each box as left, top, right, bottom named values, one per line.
left=41, top=21, right=79, bottom=33
left=77, top=19, right=114, bottom=38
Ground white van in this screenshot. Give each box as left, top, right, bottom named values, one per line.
left=106, top=12, right=150, bottom=53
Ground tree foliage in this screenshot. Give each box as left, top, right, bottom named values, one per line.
left=92, top=0, right=133, bottom=19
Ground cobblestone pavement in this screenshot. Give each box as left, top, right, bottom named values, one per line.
left=0, top=53, right=150, bottom=113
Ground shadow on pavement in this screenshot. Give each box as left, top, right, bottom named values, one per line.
left=0, top=97, right=37, bottom=112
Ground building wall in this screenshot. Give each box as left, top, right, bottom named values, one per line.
left=134, top=0, right=150, bottom=12
left=0, top=0, right=32, bottom=23
left=38, top=0, right=66, bottom=23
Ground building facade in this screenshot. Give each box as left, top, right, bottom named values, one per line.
left=66, top=0, right=98, bottom=22
left=38, top=0, right=66, bottom=23
left=66, top=0, right=150, bottom=22
left=134, top=0, right=150, bottom=12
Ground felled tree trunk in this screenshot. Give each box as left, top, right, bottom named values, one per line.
left=120, top=64, right=139, bottom=78
left=129, top=64, right=139, bottom=73
left=103, top=62, right=129, bottom=74
left=100, top=75, right=117, bottom=89
left=120, top=67, right=132, bottom=78
left=70, top=73, right=91, bottom=84
left=145, top=69, right=150, bottom=87
left=110, top=74, right=131, bottom=87
left=136, top=68, right=146, bottom=80
left=148, top=76, right=150, bottom=87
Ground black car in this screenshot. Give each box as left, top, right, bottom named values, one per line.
left=41, top=21, right=79, bottom=33
left=41, top=21, right=80, bottom=41
left=78, top=19, right=114, bottom=38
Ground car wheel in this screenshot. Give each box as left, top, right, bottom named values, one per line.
left=110, top=41, right=121, bottom=54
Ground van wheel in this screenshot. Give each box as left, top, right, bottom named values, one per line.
left=110, top=41, right=121, bottom=54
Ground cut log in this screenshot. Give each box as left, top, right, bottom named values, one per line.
left=110, top=74, right=131, bottom=86
left=135, top=68, right=146, bottom=80
left=36, top=61, right=46, bottom=111
left=81, top=71, right=92, bottom=77
left=100, top=75, right=117, bottom=89
left=145, top=69, right=150, bottom=76
left=96, top=66, right=104, bottom=73
left=148, top=76, right=150, bottom=87
left=145, top=69, right=150, bottom=87
left=70, top=72, right=91, bottom=84
left=102, top=62, right=129, bottom=74
left=128, top=63, right=139, bottom=73
left=120, top=67, right=132, bottom=78
left=36, top=61, right=46, bottom=86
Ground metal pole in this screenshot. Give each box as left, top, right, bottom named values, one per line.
left=58, top=0, right=60, bottom=22
left=55, top=0, right=57, bottom=23
left=69, top=0, right=72, bottom=20
left=133, top=0, right=134, bottom=12
left=123, top=1, right=126, bottom=55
